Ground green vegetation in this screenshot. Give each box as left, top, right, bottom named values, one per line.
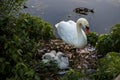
left=87, top=32, right=98, bottom=46
left=0, top=0, right=55, bottom=79
left=96, top=24, right=120, bottom=56
left=0, top=0, right=120, bottom=80
left=89, top=24, right=120, bottom=80
left=0, top=0, right=26, bottom=18
left=90, top=52, right=120, bottom=80
left=16, top=13, right=55, bottom=41
left=0, top=13, right=55, bottom=79
left=96, top=34, right=111, bottom=55
left=62, top=69, right=83, bottom=80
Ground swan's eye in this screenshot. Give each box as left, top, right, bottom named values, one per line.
left=85, top=26, right=89, bottom=30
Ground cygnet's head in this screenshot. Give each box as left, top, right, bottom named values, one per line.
left=55, top=52, right=69, bottom=69
left=42, top=50, right=56, bottom=63
left=50, top=50, right=56, bottom=56
left=56, top=52, right=67, bottom=60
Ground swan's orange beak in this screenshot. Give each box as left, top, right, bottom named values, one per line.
left=85, top=26, right=90, bottom=35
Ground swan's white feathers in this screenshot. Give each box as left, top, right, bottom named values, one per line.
left=55, top=52, right=69, bottom=69
left=55, top=18, right=88, bottom=48
left=55, top=20, right=78, bottom=46
left=77, top=18, right=89, bottom=27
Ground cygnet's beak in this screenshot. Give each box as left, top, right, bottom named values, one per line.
left=85, top=26, right=90, bottom=35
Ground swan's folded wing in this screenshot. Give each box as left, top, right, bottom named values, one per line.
left=55, top=21, right=78, bottom=45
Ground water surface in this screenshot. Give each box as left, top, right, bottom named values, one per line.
left=24, top=0, right=120, bottom=34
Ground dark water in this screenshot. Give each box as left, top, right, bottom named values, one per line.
left=24, top=0, right=120, bottom=34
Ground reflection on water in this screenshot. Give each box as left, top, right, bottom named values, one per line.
left=24, top=0, right=120, bottom=34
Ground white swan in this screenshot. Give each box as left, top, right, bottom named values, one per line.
left=55, top=52, right=69, bottom=69
left=55, top=18, right=90, bottom=48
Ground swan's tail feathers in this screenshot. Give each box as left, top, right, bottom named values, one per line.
left=55, top=23, right=59, bottom=28
left=55, top=21, right=65, bottom=28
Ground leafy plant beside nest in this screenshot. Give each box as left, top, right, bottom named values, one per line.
left=87, top=32, right=99, bottom=46
left=90, top=52, right=120, bottom=80
left=16, top=13, right=55, bottom=41
left=62, top=69, right=83, bottom=80
left=0, top=13, right=55, bottom=80
left=96, top=24, right=120, bottom=56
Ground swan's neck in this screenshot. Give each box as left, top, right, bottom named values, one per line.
left=76, top=22, right=83, bottom=36
left=76, top=21, right=87, bottom=48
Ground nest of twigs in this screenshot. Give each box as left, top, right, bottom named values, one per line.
left=35, top=39, right=98, bottom=80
